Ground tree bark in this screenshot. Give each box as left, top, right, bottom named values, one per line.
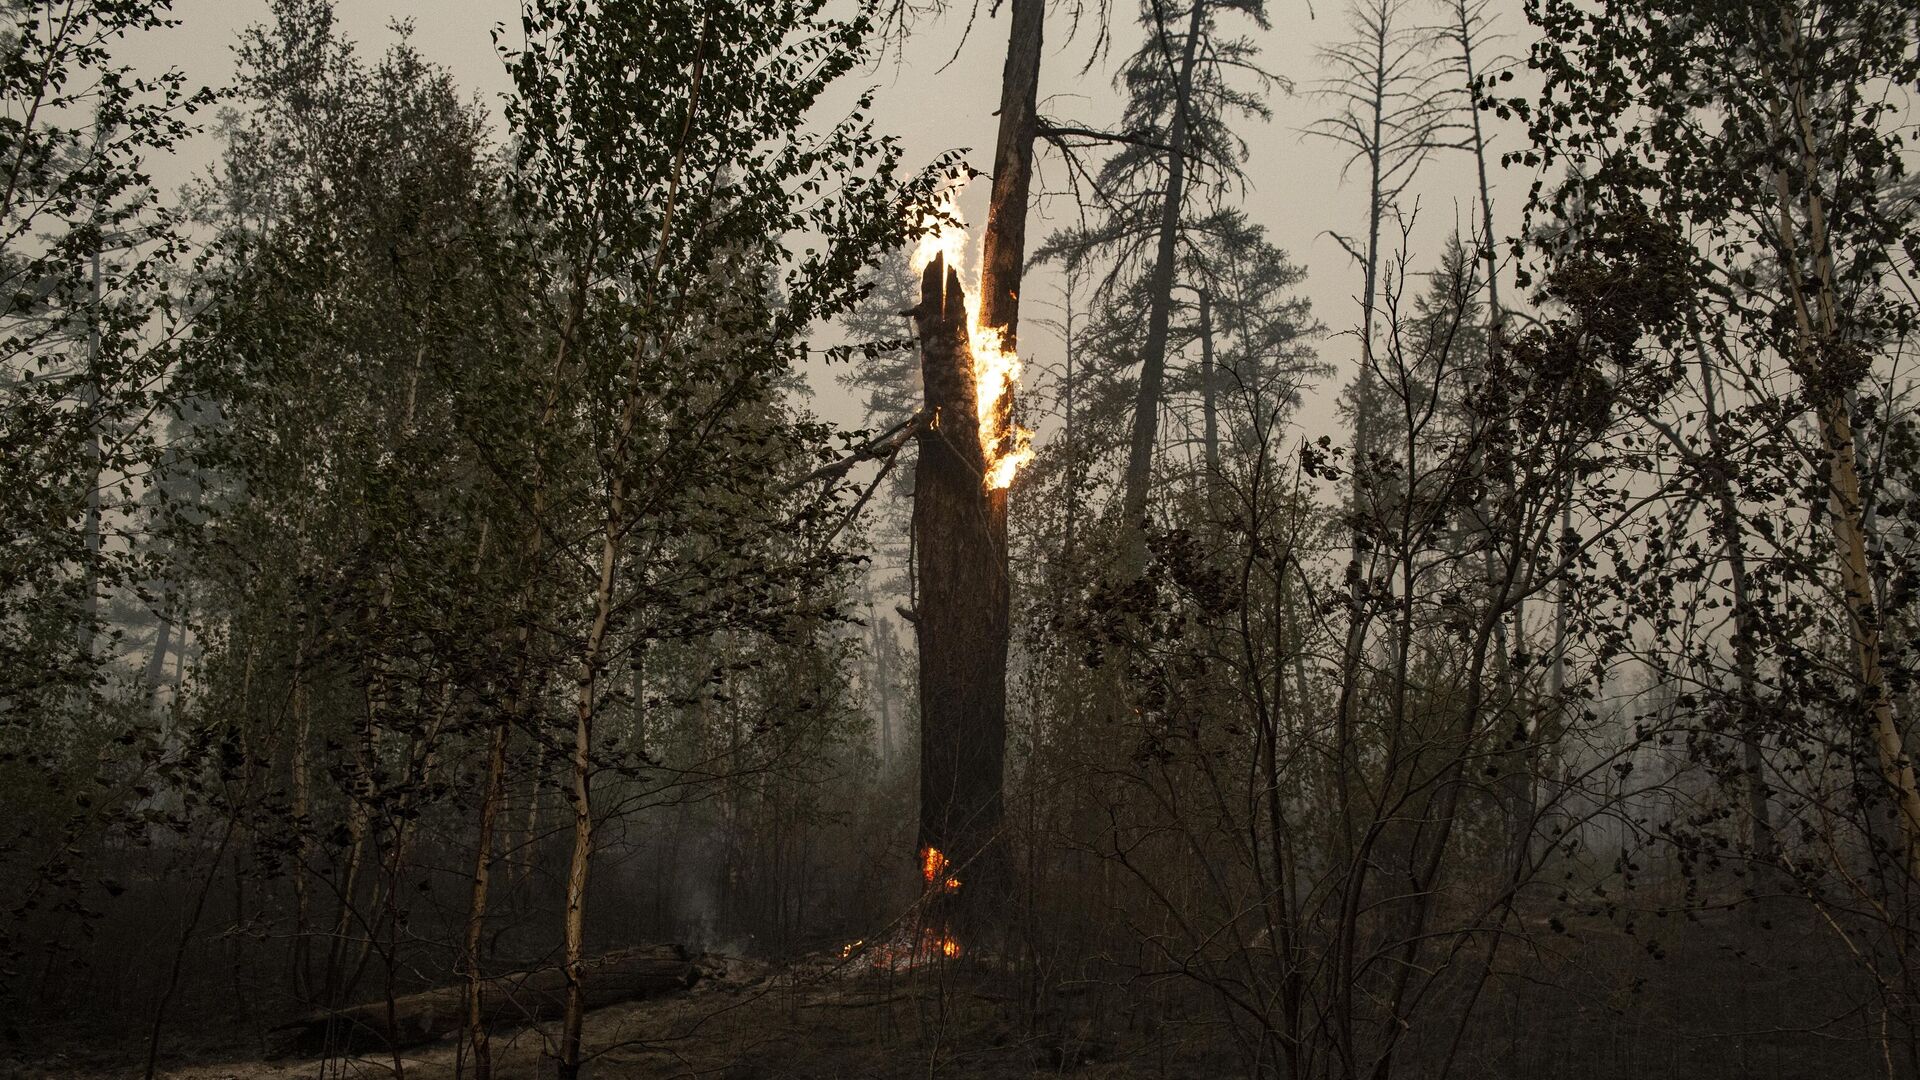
left=978, top=0, right=1044, bottom=347
left=912, top=256, right=1011, bottom=932
left=558, top=497, right=620, bottom=1078
left=1197, top=287, right=1219, bottom=480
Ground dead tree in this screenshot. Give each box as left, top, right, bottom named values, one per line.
left=979, top=0, right=1043, bottom=345
left=910, top=255, right=1010, bottom=933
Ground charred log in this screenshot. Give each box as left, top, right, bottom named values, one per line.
left=268, top=945, right=699, bottom=1058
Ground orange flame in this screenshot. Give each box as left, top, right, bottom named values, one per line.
left=839, top=927, right=961, bottom=969
left=832, top=848, right=965, bottom=969
left=909, top=179, right=1035, bottom=491
left=921, top=846, right=961, bottom=892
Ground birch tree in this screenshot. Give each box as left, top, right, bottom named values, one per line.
left=0, top=0, right=215, bottom=993
left=501, top=2, right=919, bottom=1072
left=1521, top=0, right=1920, bottom=1059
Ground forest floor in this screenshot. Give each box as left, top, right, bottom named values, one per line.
left=4, top=903, right=1888, bottom=1079
left=22, top=952, right=1228, bottom=1080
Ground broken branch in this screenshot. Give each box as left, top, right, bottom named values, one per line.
left=789, top=410, right=928, bottom=492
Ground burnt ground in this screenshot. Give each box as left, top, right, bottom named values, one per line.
left=16, top=956, right=1212, bottom=1080
left=3, top=905, right=1891, bottom=1080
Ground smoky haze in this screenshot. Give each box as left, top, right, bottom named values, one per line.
left=131, top=0, right=1521, bottom=441
left=22, top=0, right=1911, bottom=1076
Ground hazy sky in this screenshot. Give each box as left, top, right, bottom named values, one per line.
left=126, top=0, right=1528, bottom=439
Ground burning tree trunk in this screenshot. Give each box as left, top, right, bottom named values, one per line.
left=911, top=254, right=1010, bottom=934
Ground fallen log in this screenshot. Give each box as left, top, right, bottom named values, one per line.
left=269, top=945, right=699, bottom=1057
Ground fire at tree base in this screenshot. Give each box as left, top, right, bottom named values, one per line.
left=906, top=254, right=1013, bottom=957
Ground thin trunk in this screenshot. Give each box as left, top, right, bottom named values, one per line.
left=373, top=673, right=463, bottom=1080
left=1120, top=0, right=1206, bottom=557
left=1060, top=265, right=1082, bottom=574
left=1353, top=8, right=1388, bottom=496
left=1371, top=557, right=1517, bottom=1079
left=869, top=592, right=895, bottom=772
left=1549, top=496, right=1568, bottom=704
left=79, top=247, right=102, bottom=669
left=470, top=267, right=587, bottom=1077
left=558, top=334, right=646, bottom=1080
left=290, top=667, right=313, bottom=1003
left=144, top=816, right=238, bottom=1080
left=322, top=586, right=390, bottom=1014
left=1450, top=0, right=1500, bottom=323
left=558, top=440, right=622, bottom=1079
left=1334, top=13, right=1394, bottom=971
left=150, top=648, right=254, bottom=1077
left=1451, top=2, right=1528, bottom=878
left=559, top=25, right=709, bottom=1062
left=1198, top=287, right=1220, bottom=481
left=143, top=615, right=172, bottom=711
left=629, top=646, right=647, bottom=753
left=518, top=741, right=547, bottom=887
left=321, top=726, right=375, bottom=1012
left=1769, top=8, right=1920, bottom=882
left=1695, top=337, right=1777, bottom=861
left=462, top=716, right=509, bottom=1079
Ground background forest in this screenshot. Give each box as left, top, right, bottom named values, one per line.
left=4, top=0, right=1920, bottom=1078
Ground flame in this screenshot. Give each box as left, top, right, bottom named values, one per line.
left=909, top=180, right=1036, bottom=491
left=831, top=847, right=966, bottom=971
left=838, top=927, right=961, bottom=969
left=921, top=846, right=961, bottom=892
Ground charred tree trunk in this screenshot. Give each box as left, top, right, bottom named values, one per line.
left=978, top=0, right=1043, bottom=344
left=900, top=0, right=1040, bottom=936
left=911, top=256, right=1010, bottom=934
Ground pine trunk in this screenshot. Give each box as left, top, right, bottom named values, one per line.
left=1119, top=0, right=1206, bottom=553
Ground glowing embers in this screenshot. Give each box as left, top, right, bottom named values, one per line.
left=840, top=927, right=962, bottom=969
left=925, top=931, right=963, bottom=959
left=921, top=845, right=961, bottom=893
left=837, top=846, right=966, bottom=970
left=908, top=179, right=1035, bottom=491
